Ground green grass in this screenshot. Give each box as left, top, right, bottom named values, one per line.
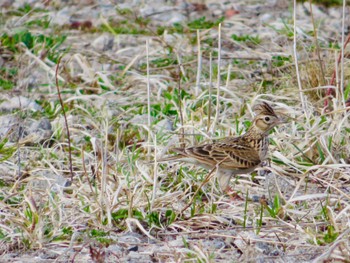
left=297, top=0, right=345, bottom=6
left=0, top=138, right=17, bottom=162
left=1, top=30, right=66, bottom=61
left=231, top=34, right=261, bottom=45
left=187, top=16, right=224, bottom=30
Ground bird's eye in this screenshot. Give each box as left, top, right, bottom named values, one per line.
left=264, top=116, right=270, bottom=122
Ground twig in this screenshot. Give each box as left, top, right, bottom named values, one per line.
left=81, top=147, right=93, bottom=193
left=211, top=23, right=222, bottom=133
left=70, top=243, right=85, bottom=262
left=144, top=8, right=180, bottom=18
left=151, top=138, right=157, bottom=210
left=138, top=59, right=197, bottom=72
left=225, top=64, right=232, bottom=89
left=146, top=39, right=151, bottom=158
left=325, top=33, right=350, bottom=108
left=195, top=29, right=202, bottom=97
left=16, top=99, right=24, bottom=179
left=308, top=0, right=325, bottom=86
left=293, top=0, right=309, bottom=122
left=177, top=65, right=185, bottom=149
left=102, top=121, right=111, bottom=226
left=340, top=0, right=346, bottom=107
left=55, top=56, right=74, bottom=182
left=180, top=166, right=218, bottom=215
left=207, top=52, right=213, bottom=132
left=180, top=156, right=229, bottom=214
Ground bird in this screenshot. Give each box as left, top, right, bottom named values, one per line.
left=159, top=102, right=284, bottom=193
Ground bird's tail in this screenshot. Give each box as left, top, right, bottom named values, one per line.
left=147, top=147, right=185, bottom=164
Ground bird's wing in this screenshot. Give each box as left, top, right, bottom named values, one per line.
left=172, top=139, right=261, bottom=169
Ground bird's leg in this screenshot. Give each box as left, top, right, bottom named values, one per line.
left=217, top=172, right=231, bottom=193
left=266, top=158, right=271, bottom=167
left=180, top=164, right=218, bottom=214
left=225, top=185, right=243, bottom=201
left=258, top=158, right=271, bottom=177
left=218, top=172, right=243, bottom=200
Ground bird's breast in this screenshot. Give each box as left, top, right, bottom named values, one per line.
left=248, top=137, right=269, bottom=160
left=258, top=137, right=269, bottom=160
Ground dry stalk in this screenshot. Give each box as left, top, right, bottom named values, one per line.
left=180, top=156, right=229, bottom=215
left=207, top=52, right=213, bottom=133
left=325, top=33, right=350, bottom=108
left=293, top=0, right=309, bottom=122
left=177, top=64, right=185, bottom=149
left=146, top=39, right=151, bottom=159
left=195, top=29, right=202, bottom=97
left=55, top=56, right=74, bottom=182
left=308, top=0, right=326, bottom=86
left=211, top=23, right=222, bottom=133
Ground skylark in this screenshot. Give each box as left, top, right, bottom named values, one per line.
left=161, top=102, right=284, bottom=193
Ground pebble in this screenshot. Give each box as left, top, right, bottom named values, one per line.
left=154, top=118, right=173, bottom=132
left=0, top=96, right=42, bottom=112
left=92, top=34, right=114, bottom=51
left=28, top=170, right=68, bottom=192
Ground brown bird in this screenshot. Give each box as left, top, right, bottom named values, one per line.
left=161, top=102, right=284, bottom=193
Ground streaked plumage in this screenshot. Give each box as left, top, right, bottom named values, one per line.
left=161, top=102, right=284, bottom=192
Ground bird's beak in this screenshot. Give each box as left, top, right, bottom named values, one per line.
left=275, top=111, right=292, bottom=124
left=277, top=116, right=288, bottom=124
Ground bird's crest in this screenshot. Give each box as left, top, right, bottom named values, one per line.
left=253, top=102, right=277, bottom=117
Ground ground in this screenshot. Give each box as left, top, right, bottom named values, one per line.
left=0, top=0, right=350, bottom=262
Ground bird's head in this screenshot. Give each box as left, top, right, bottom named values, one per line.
left=251, top=102, right=284, bottom=134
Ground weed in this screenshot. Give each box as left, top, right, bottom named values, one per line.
left=187, top=16, right=224, bottom=30
left=264, top=195, right=283, bottom=218
left=0, top=138, right=16, bottom=162
left=1, top=30, right=66, bottom=62
left=316, top=225, right=339, bottom=245
left=231, top=34, right=261, bottom=45
left=271, top=55, right=292, bottom=67
left=25, top=15, right=51, bottom=29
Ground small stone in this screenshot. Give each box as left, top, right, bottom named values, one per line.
left=129, top=114, right=155, bottom=126
left=0, top=96, right=42, bottom=112
left=259, top=13, right=272, bottom=23
left=92, top=34, right=114, bottom=52
left=50, top=6, right=72, bottom=26
left=128, top=246, right=138, bottom=252
left=16, top=118, right=53, bottom=145
left=251, top=195, right=261, bottom=202
left=33, top=118, right=52, bottom=131
left=118, top=232, right=145, bottom=244
left=201, top=239, right=225, bottom=250
left=107, top=244, right=123, bottom=253
left=212, top=9, right=223, bottom=17
left=0, top=115, right=18, bottom=138
left=125, top=251, right=152, bottom=263
left=154, top=119, right=173, bottom=132
left=28, top=170, right=68, bottom=193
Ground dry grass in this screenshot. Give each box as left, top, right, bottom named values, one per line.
left=0, top=1, right=350, bottom=262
